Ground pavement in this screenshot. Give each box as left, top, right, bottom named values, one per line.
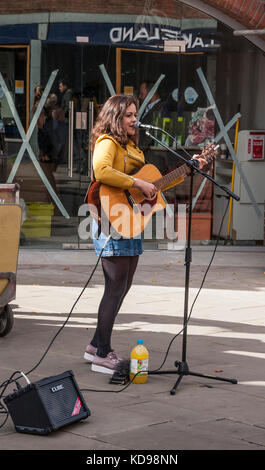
left=0, top=244, right=265, bottom=456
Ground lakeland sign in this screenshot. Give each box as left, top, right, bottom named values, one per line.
left=108, top=25, right=218, bottom=51
left=0, top=22, right=218, bottom=51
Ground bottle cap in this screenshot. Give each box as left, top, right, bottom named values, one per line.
left=137, top=339, right=143, bottom=344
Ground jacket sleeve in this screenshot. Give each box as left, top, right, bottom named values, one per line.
left=93, top=138, right=135, bottom=189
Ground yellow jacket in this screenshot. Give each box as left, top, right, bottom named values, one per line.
left=93, top=135, right=145, bottom=190
left=92, top=134, right=184, bottom=191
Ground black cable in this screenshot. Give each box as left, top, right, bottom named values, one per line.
left=80, top=199, right=230, bottom=393
left=0, top=236, right=109, bottom=428
left=26, top=249, right=104, bottom=377
left=149, top=198, right=230, bottom=374
left=0, top=371, right=22, bottom=429
left=0, top=199, right=229, bottom=409
left=81, top=371, right=143, bottom=394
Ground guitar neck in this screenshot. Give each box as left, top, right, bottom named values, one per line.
left=154, top=163, right=188, bottom=191
left=153, top=144, right=215, bottom=191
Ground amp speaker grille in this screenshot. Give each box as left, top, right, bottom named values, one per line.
left=4, top=370, right=90, bottom=434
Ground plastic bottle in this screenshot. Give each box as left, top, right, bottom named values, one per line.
left=130, top=339, right=149, bottom=383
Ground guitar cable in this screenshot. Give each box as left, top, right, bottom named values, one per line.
left=148, top=197, right=230, bottom=374
left=0, top=235, right=111, bottom=428
left=79, top=198, right=230, bottom=393
left=0, top=193, right=230, bottom=426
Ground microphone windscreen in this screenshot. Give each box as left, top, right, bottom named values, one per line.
left=109, top=359, right=130, bottom=385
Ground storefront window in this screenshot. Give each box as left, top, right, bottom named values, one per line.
left=0, top=1, right=264, bottom=247
left=0, top=46, right=28, bottom=137
left=0, top=12, right=218, bottom=247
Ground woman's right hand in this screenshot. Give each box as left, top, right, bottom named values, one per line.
left=132, top=178, right=157, bottom=200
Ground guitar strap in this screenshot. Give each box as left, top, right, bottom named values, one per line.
left=84, top=180, right=93, bottom=204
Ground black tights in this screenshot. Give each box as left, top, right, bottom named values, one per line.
left=90, top=255, right=139, bottom=357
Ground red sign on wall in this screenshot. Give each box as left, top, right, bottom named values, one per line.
left=252, top=138, right=264, bottom=160
left=248, top=132, right=265, bottom=160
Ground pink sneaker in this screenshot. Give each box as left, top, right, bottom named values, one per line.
left=91, top=351, right=122, bottom=375
left=84, top=344, right=97, bottom=363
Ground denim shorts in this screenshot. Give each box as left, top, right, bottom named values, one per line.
left=92, top=219, right=143, bottom=257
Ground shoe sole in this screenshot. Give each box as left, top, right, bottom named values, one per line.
left=84, top=352, right=95, bottom=362
left=91, top=363, right=115, bottom=375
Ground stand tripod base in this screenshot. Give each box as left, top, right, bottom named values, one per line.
left=149, top=361, right=237, bottom=395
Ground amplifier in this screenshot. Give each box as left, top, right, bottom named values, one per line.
left=4, top=370, right=90, bottom=435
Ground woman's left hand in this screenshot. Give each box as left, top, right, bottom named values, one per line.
left=192, top=154, right=208, bottom=170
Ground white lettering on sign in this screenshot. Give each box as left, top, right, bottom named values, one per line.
left=109, top=26, right=216, bottom=49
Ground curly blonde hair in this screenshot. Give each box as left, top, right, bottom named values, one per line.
left=91, top=94, right=138, bottom=150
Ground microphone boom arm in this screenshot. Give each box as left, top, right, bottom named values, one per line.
left=144, top=128, right=239, bottom=202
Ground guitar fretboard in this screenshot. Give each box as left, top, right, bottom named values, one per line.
left=153, top=145, right=214, bottom=190
left=154, top=163, right=188, bottom=190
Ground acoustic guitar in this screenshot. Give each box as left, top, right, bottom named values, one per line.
left=87, top=144, right=218, bottom=238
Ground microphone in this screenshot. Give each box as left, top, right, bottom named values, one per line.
left=134, top=121, right=160, bottom=130
left=109, top=359, right=130, bottom=385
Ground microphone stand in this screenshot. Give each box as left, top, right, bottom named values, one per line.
left=145, top=128, right=239, bottom=395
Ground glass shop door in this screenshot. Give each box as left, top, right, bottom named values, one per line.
left=1, top=42, right=115, bottom=248
left=39, top=42, right=115, bottom=249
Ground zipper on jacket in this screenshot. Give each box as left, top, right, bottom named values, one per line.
left=127, top=152, right=145, bottom=165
